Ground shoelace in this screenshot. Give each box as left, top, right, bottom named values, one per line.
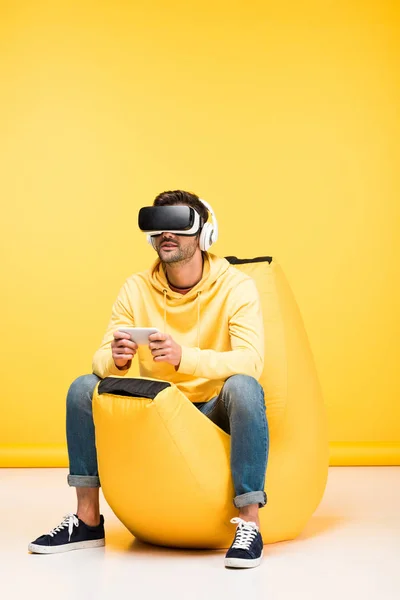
left=230, top=517, right=259, bottom=550
left=48, top=513, right=79, bottom=542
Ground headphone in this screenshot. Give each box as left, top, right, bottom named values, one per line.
left=147, top=198, right=219, bottom=252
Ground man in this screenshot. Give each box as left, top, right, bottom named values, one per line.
left=29, top=190, right=269, bottom=569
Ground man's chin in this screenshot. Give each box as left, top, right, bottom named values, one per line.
left=158, top=249, right=181, bottom=263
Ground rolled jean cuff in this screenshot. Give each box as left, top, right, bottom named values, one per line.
left=67, top=475, right=101, bottom=488
left=233, top=491, right=267, bottom=509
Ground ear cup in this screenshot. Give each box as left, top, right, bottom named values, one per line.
left=199, top=222, right=214, bottom=252
left=198, top=199, right=218, bottom=251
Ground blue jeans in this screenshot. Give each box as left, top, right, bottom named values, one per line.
left=67, top=374, right=269, bottom=508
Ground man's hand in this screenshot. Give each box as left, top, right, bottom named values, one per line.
left=149, top=332, right=182, bottom=368
left=112, top=330, right=138, bottom=369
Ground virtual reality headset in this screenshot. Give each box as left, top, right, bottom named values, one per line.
left=138, top=205, right=202, bottom=237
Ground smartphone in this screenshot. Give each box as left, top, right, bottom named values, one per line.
left=117, top=327, right=160, bottom=346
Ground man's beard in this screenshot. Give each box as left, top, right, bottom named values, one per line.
left=157, top=237, right=198, bottom=264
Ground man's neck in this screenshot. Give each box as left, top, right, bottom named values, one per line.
left=163, top=252, right=204, bottom=291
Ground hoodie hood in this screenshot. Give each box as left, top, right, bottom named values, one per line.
left=150, top=252, right=230, bottom=300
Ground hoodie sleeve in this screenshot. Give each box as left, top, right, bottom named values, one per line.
left=177, top=277, right=264, bottom=381
left=92, top=282, right=135, bottom=379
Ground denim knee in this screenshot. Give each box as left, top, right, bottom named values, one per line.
left=222, top=374, right=265, bottom=413
left=66, top=374, right=101, bottom=412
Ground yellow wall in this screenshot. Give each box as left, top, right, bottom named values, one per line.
left=1, top=0, right=399, bottom=466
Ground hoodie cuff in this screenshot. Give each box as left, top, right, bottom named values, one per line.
left=94, top=356, right=130, bottom=378
left=177, top=346, right=200, bottom=376
left=108, top=358, right=131, bottom=377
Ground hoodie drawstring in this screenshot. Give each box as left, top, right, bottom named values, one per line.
left=196, top=291, right=201, bottom=348
left=163, top=289, right=167, bottom=334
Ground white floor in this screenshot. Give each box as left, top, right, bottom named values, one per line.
left=1, top=467, right=399, bottom=600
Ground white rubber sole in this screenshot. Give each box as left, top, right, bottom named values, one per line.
left=224, top=551, right=263, bottom=569
left=28, top=538, right=105, bottom=554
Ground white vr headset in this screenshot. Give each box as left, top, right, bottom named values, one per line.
left=138, top=198, right=218, bottom=252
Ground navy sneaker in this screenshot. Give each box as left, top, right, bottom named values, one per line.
left=224, top=517, right=263, bottom=568
left=28, top=513, right=105, bottom=554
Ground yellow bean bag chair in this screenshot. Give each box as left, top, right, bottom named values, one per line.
left=93, top=256, right=329, bottom=548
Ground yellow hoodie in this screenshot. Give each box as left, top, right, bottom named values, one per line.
left=92, top=253, right=264, bottom=403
